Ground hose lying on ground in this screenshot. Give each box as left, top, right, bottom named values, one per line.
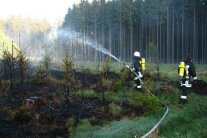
left=118, top=60, right=169, bottom=138
left=136, top=104, right=169, bottom=138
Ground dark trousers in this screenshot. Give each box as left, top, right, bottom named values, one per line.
left=180, top=86, right=191, bottom=105
left=135, top=78, right=141, bottom=86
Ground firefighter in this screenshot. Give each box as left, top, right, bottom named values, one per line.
left=178, top=54, right=197, bottom=105
left=131, top=51, right=143, bottom=89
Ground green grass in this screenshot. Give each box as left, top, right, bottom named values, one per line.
left=4, top=60, right=204, bottom=137
left=75, top=62, right=206, bottom=83
left=75, top=89, right=97, bottom=98
left=146, top=63, right=206, bottom=81
left=49, top=60, right=128, bottom=74
left=158, top=93, right=207, bottom=138
left=49, top=60, right=206, bottom=83
left=70, top=87, right=164, bottom=138
left=196, top=64, right=207, bottom=82
left=69, top=63, right=207, bottom=138
left=74, top=61, right=125, bottom=73
left=71, top=110, right=165, bottom=138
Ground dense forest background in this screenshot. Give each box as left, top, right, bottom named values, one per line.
left=62, top=0, right=207, bottom=63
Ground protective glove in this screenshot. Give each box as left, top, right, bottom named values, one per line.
left=138, top=72, right=143, bottom=78
left=130, top=68, right=135, bottom=72
left=193, top=76, right=197, bottom=81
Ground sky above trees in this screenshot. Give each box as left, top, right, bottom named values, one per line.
left=0, top=0, right=92, bottom=25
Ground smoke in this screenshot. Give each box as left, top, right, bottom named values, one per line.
left=84, top=39, right=119, bottom=61
left=20, top=27, right=121, bottom=64
left=57, top=29, right=76, bottom=40
left=56, top=28, right=120, bottom=62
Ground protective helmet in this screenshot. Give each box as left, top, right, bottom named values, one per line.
left=134, top=51, right=140, bottom=57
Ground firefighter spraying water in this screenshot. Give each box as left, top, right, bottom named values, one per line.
left=116, top=51, right=149, bottom=93
left=58, top=30, right=146, bottom=90
left=131, top=51, right=144, bottom=89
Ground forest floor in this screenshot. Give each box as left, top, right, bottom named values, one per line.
left=0, top=70, right=145, bottom=137
left=0, top=68, right=207, bottom=138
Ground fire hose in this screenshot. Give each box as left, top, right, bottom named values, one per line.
left=138, top=104, right=169, bottom=138
left=118, top=60, right=154, bottom=96
left=118, top=60, right=169, bottom=138
left=118, top=60, right=143, bottom=83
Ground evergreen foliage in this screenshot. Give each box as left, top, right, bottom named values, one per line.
left=0, top=32, right=20, bottom=58
left=63, top=0, right=207, bottom=63
left=63, top=49, right=79, bottom=99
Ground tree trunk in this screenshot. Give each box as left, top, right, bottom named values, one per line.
left=94, top=6, right=97, bottom=63
left=193, top=0, right=196, bottom=62
left=172, top=4, right=175, bottom=63
left=167, top=5, right=169, bottom=63
left=156, top=8, right=159, bottom=62
left=109, top=23, right=112, bottom=61
left=119, top=1, right=122, bottom=61
left=181, top=0, right=184, bottom=59
left=130, top=4, right=133, bottom=62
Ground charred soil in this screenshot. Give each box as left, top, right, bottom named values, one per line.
left=0, top=70, right=145, bottom=137
left=1, top=70, right=207, bottom=137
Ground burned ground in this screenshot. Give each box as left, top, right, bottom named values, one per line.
left=192, top=80, right=207, bottom=95
left=0, top=70, right=143, bottom=138
left=50, top=70, right=120, bottom=88
left=0, top=69, right=207, bottom=137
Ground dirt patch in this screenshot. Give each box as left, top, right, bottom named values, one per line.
left=0, top=70, right=164, bottom=137
left=192, top=80, right=207, bottom=95
left=50, top=70, right=119, bottom=88
left=0, top=89, right=145, bottom=137
left=120, top=101, right=144, bottom=117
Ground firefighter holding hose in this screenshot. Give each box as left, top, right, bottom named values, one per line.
left=178, top=54, right=197, bottom=105
left=130, top=51, right=145, bottom=89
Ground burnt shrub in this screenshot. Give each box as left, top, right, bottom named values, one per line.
left=98, top=77, right=113, bottom=92
left=14, top=107, right=33, bottom=125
